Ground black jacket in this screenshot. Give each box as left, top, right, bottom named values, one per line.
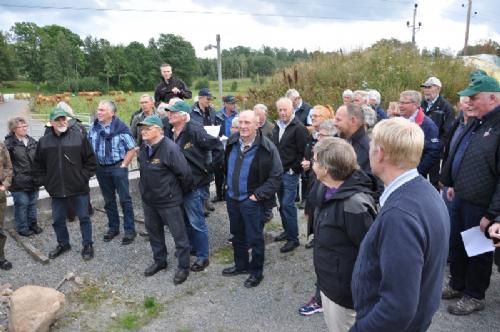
left=4, top=134, right=38, bottom=192
left=421, top=95, right=455, bottom=148
left=441, top=106, right=500, bottom=221
left=34, top=128, right=97, bottom=198
left=190, top=102, right=220, bottom=127
left=295, top=101, right=312, bottom=126
left=154, top=77, right=192, bottom=106
left=349, top=127, right=371, bottom=173
left=313, top=170, right=378, bottom=309
left=168, top=121, right=223, bottom=189
left=225, top=131, right=283, bottom=209
left=138, top=136, right=193, bottom=208
left=272, top=117, right=309, bottom=174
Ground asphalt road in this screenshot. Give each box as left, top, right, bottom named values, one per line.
left=0, top=100, right=37, bottom=140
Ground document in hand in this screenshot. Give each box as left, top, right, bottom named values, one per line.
left=461, top=226, right=495, bottom=257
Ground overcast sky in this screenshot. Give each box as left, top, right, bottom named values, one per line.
left=0, top=0, right=498, bottom=57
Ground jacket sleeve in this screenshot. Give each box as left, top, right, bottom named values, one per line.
left=0, top=144, right=13, bottom=189
left=179, top=79, right=192, bottom=100
left=81, top=136, right=97, bottom=178
left=33, top=140, right=46, bottom=187
left=253, top=144, right=283, bottom=201
left=294, top=124, right=310, bottom=173
left=350, top=211, right=426, bottom=332
left=440, top=100, right=456, bottom=149
left=166, top=143, right=193, bottom=193
left=485, top=141, right=500, bottom=221
left=154, top=84, right=162, bottom=106
left=417, top=122, right=441, bottom=176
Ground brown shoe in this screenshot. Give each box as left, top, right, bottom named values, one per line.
left=442, top=284, right=462, bottom=300
left=447, top=295, right=485, bottom=315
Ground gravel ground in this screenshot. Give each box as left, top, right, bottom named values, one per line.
left=1, top=184, right=499, bottom=331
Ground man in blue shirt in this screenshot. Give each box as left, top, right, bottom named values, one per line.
left=88, top=100, right=137, bottom=245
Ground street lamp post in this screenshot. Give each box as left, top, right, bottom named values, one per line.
left=205, top=34, right=223, bottom=101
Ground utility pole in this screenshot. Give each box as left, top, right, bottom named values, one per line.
left=216, top=34, right=222, bottom=101
left=205, top=35, right=223, bottom=101
left=463, top=0, right=472, bottom=55
left=407, top=3, right=422, bottom=44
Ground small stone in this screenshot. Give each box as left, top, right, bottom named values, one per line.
left=110, top=312, right=117, bottom=319
left=0, top=289, right=12, bottom=297
left=73, top=277, right=84, bottom=286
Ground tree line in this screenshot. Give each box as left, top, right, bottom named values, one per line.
left=0, top=22, right=310, bottom=92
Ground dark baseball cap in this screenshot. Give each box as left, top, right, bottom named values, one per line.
left=198, top=88, right=214, bottom=99
left=223, top=95, right=237, bottom=104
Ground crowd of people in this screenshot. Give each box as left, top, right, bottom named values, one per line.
left=0, top=62, right=500, bottom=331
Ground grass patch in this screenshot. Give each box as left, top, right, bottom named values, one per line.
left=112, top=296, right=164, bottom=331
left=211, top=245, right=233, bottom=264
left=264, top=221, right=282, bottom=232
left=76, top=283, right=108, bottom=309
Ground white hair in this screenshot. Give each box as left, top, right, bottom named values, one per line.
left=368, top=89, right=381, bottom=105
left=253, top=103, right=268, bottom=114
left=285, top=89, right=300, bottom=99
left=342, top=89, right=354, bottom=98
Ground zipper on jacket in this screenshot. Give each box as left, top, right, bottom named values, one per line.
left=57, top=137, right=66, bottom=197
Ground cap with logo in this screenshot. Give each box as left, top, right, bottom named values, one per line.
left=49, top=107, right=68, bottom=121
left=458, top=74, right=500, bottom=97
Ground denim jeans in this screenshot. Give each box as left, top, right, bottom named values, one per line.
left=277, top=173, right=299, bottom=242
left=52, top=194, right=93, bottom=246
left=448, top=196, right=493, bottom=299
left=11, top=191, right=39, bottom=233
left=143, top=203, right=190, bottom=270
left=96, top=165, right=135, bottom=235
left=226, top=197, right=265, bottom=277
left=183, top=188, right=209, bottom=260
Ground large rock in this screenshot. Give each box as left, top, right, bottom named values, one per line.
left=8, top=286, right=65, bottom=332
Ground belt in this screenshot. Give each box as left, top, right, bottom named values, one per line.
left=98, top=160, right=123, bottom=167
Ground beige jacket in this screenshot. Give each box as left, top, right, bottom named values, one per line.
left=0, top=142, right=13, bottom=189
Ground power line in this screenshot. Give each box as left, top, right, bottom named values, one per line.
left=0, top=2, right=398, bottom=22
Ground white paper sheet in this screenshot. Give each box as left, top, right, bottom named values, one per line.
left=461, top=226, right=495, bottom=257
left=204, top=125, right=220, bottom=138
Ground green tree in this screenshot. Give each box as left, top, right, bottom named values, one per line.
left=156, top=34, right=197, bottom=85
left=0, top=31, right=16, bottom=81
left=10, top=22, right=44, bottom=82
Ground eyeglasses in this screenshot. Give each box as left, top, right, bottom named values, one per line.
left=398, top=101, right=414, bottom=105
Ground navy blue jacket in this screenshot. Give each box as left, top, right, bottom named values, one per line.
left=414, top=110, right=441, bottom=176
left=138, top=136, right=193, bottom=208
left=190, top=102, right=220, bottom=127
left=351, top=176, right=449, bottom=332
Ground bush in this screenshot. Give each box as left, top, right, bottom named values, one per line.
left=230, top=81, right=238, bottom=91
left=247, top=39, right=474, bottom=120
left=57, top=77, right=106, bottom=93
left=194, top=78, right=210, bottom=90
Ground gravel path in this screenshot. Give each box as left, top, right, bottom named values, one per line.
left=1, top=186, right=499, bottom=331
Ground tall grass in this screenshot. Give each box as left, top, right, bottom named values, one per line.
left=247, top=40, right=474, bottom=119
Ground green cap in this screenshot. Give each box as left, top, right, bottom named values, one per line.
left=138, top=115, right=163, bottom=128
left=458, top=74, right=500, bottom=97
left=166, top=101, right=192, bottom=113
left=49, top=107, right=68, bottom=121
left=470, top=69, right=487, bottom=81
